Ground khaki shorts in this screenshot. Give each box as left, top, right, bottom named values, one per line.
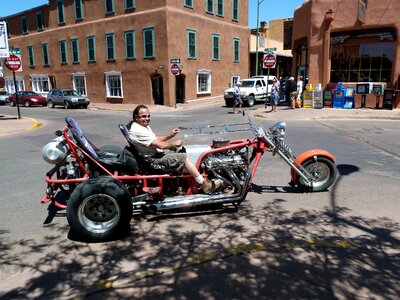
left=154, top=151, right=186, bottom=173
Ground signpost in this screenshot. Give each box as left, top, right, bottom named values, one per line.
left=3, top=51, right=23, bottom=119
left=262, top=48, right=277, bottom=107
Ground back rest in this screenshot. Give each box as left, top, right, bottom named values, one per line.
left=118, top=123, right=143, bottom=159
left=65, top=117, right=99, bottom=158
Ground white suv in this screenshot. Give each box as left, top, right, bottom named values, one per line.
left=224, top=78, right=268, bottom=107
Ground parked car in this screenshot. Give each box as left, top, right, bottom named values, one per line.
left=0, top=91, right=10, bottom=105
left=9, top=91, right=47, bottom=107
left=224, top=78, right=269, bottom=107
left=47, top=89, right=90, bottom=109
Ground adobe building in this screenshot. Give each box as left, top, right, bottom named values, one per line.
left=1, top=0, right=249, bottom=107
left=291, top=0, right=400, bottom=108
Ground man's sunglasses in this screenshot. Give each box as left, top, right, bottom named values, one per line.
left=137, top=114, right=151, bottom=119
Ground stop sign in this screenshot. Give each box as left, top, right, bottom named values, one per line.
left=263, top=53, right=276, bottom=69
left=4, top=54, right=22, bottom=71
left=170, top=63, right=180, bottom=75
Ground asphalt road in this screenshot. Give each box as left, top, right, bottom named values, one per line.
left=0, top=104, right=399, bottom=299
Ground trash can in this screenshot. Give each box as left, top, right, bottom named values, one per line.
left=383, top=89, right=395, bottom=110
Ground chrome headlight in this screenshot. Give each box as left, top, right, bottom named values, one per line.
left=270, top=121, right=286, bottom=139
left=41, top=136, right=68, bottom=164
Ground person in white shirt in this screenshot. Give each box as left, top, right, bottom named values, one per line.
left=296, top=75, right=304, bottom=105
left=232, top=82, right=242, bottom=114
left=128, top=105, right=222, bottom=194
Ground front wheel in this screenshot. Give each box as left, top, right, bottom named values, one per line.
left=64, top=101, right=71, bottom=109
left=297, top=157, right=337, bottom=192
left=10, top=101, right=15, bottom=107
left=66, top=176, right=132, bottom=241
left=47, top=100, right=55, bottom=108
left=25, top=101, right=30, bottom=107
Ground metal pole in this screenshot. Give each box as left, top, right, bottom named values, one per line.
left=12, top=70, right=21, bottom=119
left=255, top=0, right=264, bottom=76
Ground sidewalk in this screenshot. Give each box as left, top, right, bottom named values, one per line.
left=0, top=114, right=43, bottom=138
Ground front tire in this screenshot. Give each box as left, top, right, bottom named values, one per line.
left=47, top=100, right=55, bottom=108
left=25, top=101, right=30, bottom=107
left=10, top=101, right=15, bottom=107
left=297, top=157, right=337, bottom=192
left=66, top=176, right=132, bottom=241
left=64, top=101, right=71, bottom=109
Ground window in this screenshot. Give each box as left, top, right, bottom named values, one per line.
left=42, top=43, right=50, bottom=66
left=59, top=40, right=68, bottom=64
left=217, top=0, right=224, bottom=16
left=87, top=36, right=96, bottom=62
left=206, top=0, right=214, bottom=14
left=197, top=70, right=211, bottom=94
left=233, top=38, right=240, bottom=62
left=4, top=77, right=24, bottom=94
left=73, top=73, right=87, bottom=96
left=27, top=46, right=35, bottom=67
left=232, top=0, right=238, bottom=21
left=184, top=0, right=193, bottom=8
left=74, top=0, right=83, bottom=20
left=36, top=11, right=44, bottom=31
left=105, top=33, right=115, bottom=60
left=71, top=38, right=80, bottom=63
left=105, top=71, right=123, bottom=98
left=57, top=0, right=65, bottom=24
left=212, top=34, right=220, bottom=60
left=31, top=75, right=50, bottom=94
left=125, top=0, right=136, bottom=9
left=105, top=0, right=114, bottom=14
left=21, top=16, right=28, bottom=34
left=231, top=75, right=240, bottom=86
left=143, top=27, right=155, bottom=58
left=187, top=29, right=196, bottom=59
left=124, top=30, right=135, bottom=59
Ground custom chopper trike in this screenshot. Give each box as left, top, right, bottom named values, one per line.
left=41, top=117, right=337, bottom=241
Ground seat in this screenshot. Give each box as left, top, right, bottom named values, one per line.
left=118, top=123, right=178, bottom=175
left=65, top=117, right=138, bottom=174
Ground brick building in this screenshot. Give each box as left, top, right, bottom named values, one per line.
left=1, top=0, right=249, bottom=107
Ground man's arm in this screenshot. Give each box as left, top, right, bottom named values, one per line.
left=150, top=137, right=182, bottom=150
left=157, top=128, right=180, bottom=142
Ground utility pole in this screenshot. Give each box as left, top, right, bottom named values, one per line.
left=255, top=0, right=265, bottom=76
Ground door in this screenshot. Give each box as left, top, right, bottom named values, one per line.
left=151, top=75, right=164, bottom=105
left=175, top=74, right=185, bottom=104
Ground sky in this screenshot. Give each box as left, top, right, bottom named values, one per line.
left=0, top=0, right=304, bottom=27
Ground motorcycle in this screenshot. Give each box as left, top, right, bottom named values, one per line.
left=41, top=117, right=337, bottom=241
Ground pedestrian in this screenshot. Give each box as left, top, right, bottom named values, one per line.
left=296, top=75, right=304, bottom=107
left=289, top=77, right=297, bottom=109
left=232, top=82, right=242, bottom=114
left=270, top=77, right=280, bottom=112
left=128, top=104, right=222, bottom=194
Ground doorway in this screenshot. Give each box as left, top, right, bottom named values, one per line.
left=151, top=75, right=164, bottom=105
left=175, top=74, right=185, bottom=103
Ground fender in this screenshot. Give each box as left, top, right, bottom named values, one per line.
left=290, top=149, right=336, bottom=184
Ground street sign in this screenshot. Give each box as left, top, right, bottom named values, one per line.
left=170, top=58, right=181, bottom=64
left=4, top=54, right=22, bottom=72
left=263, top=53, right=276, bottom=69
left=170, top=63, right=180, bottom=75
left=0, top=21, right=10, bottom=58
left=264, top=47, right=277, bottom=54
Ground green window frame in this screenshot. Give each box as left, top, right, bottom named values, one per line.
left=217, top=0, right=224, bottom=17
left=21, top=16, right=28, bottom=34
left=74, top=0, right=83, bottom=20
left=206, top=0, right=214, bottom=14
left=71, top=38, right=80, bottom=63
left=42, top=43, right=50, bottom=66
left=232, top=0, right=238, bottom=21
left=125, top=0, right=136, bottom=9
left=36, top=11, right=44, bottom=31
left=184, top=0, right=193, bottom=8
left=59, top=40, right=68, bottom=64
left=212, top=34, right=220, bottom=60
left=233, top=38, right=240, bottom=62
left=27, top=45, right=35, bottom=67
left=187, top=29, right=197, bottom=59
left=105, top=0, right=114, bottom=14
left=106, top=32, right=116, bottom=60
left=57, top=0, right=65, bottom=24
left=124, top=30, right=136, bottom=59
left=143, top=27, right=155, bottom=58
left=87, top=36, right=96, bottom=62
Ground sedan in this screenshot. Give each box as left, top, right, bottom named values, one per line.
left=9, top=91, right=47, bottom=107
left=0, top=91, right=9, bottom=105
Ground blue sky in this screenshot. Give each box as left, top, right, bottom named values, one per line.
left=0, top=0, right=304, bottom=27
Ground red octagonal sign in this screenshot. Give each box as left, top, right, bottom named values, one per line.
left=170, top=63, right=180, bottom=75
left=263, top=53, right=276, bottom=69
left=4, top=54, right=22, bottom=71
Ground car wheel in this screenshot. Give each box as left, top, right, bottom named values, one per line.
left=10, top=101, right=15, bottom=107
left=25, top=101, right=31, bottom=107
left=66, top=176, right=132, bottom=241
left=47, top=100, right=55, bottom=108
left=82, top=104, right=88, bottom=109
left=246, top=95, right=255, bottom=107
left=64, top=101, right=71, bottom=109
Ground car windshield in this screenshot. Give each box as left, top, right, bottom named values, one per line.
left=241, top=80, right=255, bottom=88
left=24, top=92, right=40, bottom=96
left=63, top=90, right=80, bottom=96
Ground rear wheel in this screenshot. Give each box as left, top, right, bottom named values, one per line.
left=66, top=176, right=132, bottom=241
left=297, top=157, right=337, bottom=192
left=246, top=95, right=255, bottom=107
left=64, top=101, right=70, bottom=109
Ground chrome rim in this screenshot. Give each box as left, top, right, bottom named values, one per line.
left=300, top=161, right=331, bottom=188
left=78, top=194, right=121, bottom=234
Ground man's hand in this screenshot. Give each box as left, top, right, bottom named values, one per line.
left=171, top=128, right=180, bottom=137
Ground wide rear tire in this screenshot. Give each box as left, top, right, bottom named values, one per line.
left=66, top=176, right=132, bottom=241
left=297, top=157, right=337, bottom=192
